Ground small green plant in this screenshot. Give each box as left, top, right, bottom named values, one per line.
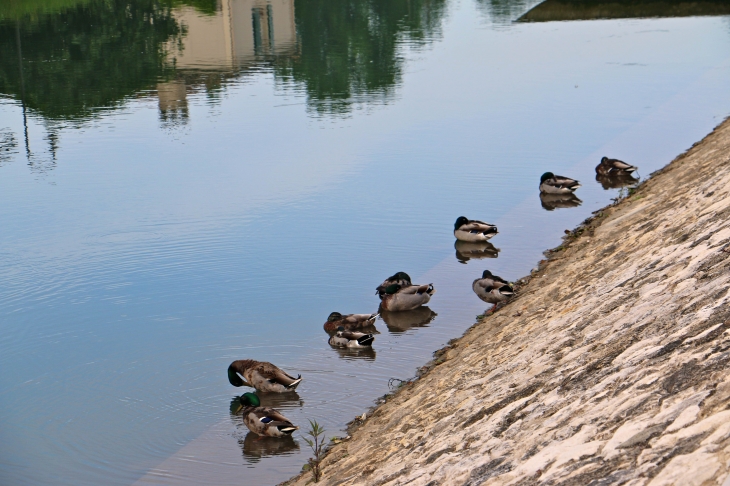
left=303, top=419, right=326, bottom=483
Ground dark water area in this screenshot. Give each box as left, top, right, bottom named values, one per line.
left=1, top=0, right=729, bottom=484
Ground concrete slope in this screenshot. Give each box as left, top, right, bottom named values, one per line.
left=284, top=118, right=730, bottom=486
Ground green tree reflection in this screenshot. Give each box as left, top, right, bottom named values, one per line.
left=0, top=0, right=183, bottom=120
left=274, top=0, right=446, bottom=115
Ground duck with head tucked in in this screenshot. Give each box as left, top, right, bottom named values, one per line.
left=228, top=360, right=302, bottom=393
left=235, top=392, right=299, bottom=437
left=596, top=156, right=637, bottom=175
left=539, top=172, right=581, bottom=194
left=379, top=282, right=435, bottom=312
left=323, top=312, right=378, bottom=333
left=453, top=216, right=498, bottom=242
left=375, top=271, right=412, bottom=298
left=328, top=326, right=375, bottom=348
left=472, top=270, right=514, bottom=312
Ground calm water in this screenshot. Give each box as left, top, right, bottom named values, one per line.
left=1, top=0, right=729, bottom=484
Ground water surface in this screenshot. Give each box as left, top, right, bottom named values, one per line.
left=1, top=0, right=730, bottom=484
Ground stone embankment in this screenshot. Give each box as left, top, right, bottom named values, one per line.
left=284, top=119, right=730, bottom=486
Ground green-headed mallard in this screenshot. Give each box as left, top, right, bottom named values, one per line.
left=380, top=283, right=435, bottom=311
left=228, top=360, right=302, bottom=393
left=472, top=270, right=514, bottom=312
left=454, top=216, right=498, bottom=242
left=236, top=392, right=298, bottom=437
left=375, top=272, right=412, bottom=298
left=539, top=172, right=580, bottom=194
left=323, top=312, right=377, bottom=332
left=596, top=156, right=637, bottom=175
left=540, top=193, right=582, bottom=211
left=328, top=327, right=375, bottom=348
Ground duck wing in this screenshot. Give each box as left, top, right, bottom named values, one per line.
left=258, top=363, right=302, bottom=389
left=398, top=284, right=435, bottom=295
left=606, top=158, right=636, bottom=172
left=460, top=220, right=498, bottom=234
left=551, top=175, right=580, bottom=188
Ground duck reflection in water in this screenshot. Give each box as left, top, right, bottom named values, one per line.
left=330, top=344, right=377, bottom=361
left=595, top=172, right=640, bottom=190
left=539, top=193, right=583, bottom=211
left=454, top=240, right=500, bottom=263
left=239, top=431, right=300, bottom=462
left=380, top=306, right=437, bottom=333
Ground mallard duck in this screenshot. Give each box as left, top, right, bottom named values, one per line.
left=596, top=156, right=637, bottom=175
left=380, top=283, right=435, bottom=311
left=539, top=193, right=582, bottom=211
left=328, top=327, right=375, bottom=347
left=375, top=272, right=412, bottom=298
left=236, top=392, right=298, bottom=437
left=227, top=360, right=302, bottom=393
left=323, top=312, right=377, bottom=332
left=454, top=240, right=499, bottom=263
left=454, top=216, right=498, bottom=242
left=472, top=270, right=514, bottom=312
left=539, top=172, right=581, bottom=194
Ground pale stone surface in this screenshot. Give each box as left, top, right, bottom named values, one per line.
left=283, top=119, right=730, bottom=485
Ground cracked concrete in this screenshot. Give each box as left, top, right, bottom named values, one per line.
left=283, top=118, right=730, bottom=486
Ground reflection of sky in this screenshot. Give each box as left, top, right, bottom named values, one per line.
left=1, top=4, right=730, bottom=486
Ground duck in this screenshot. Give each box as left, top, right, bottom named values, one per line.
left=328, top=326, right=375, bottom=348
left=454, top=216, right=498, bottom=242
left=235, top=392, right=298, bottom=437
left=376, top=272, right=412, bottom=298
left=539, top=172, right=581, bottom=194
left=380, top=283, right=435, bottom=311
left=472, top=270, right=514, bottom=312
left=596, top=156, right=637, bottom=175
left=228, top=360, right=302, bottom=393
left=323, top=312, right=378, bottom=332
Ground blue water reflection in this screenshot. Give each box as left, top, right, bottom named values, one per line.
left=1, top=0, right=730, bottom=484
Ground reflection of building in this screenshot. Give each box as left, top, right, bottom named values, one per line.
left=156, top=0, right=296, bottom=122
left=166, top=0, right=296, bottom=70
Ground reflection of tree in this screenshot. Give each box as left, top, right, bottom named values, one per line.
left=274, top=0, right=447, bottom=115
left=0, top=0, right=183, bottom=120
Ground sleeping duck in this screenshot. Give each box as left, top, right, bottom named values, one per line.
left=539, top=172, right=581, bottom=194
left=328, top=326, right=375, bottom=348
left=380, top=283, right=435, bottom=312
left=228, top=360, right=302, bottom=393
left=472, top=270, right=514, bottom=312
left=323, top=312, right=377, bottom=332
left=596, top=156, right=637, bottom=175
left=376, top=272, right=412, bottom=298
left=454, top=216, right=498, bottom=242
left=236, top=392, right=298, bottom=437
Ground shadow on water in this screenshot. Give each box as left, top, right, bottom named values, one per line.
left=519, top=0, right=730, bottom=22
left=380, top=306, right=437, bottom=333
left=454, top=240, right=500, bottom=263
left=539, top=193, right=583, bottom=211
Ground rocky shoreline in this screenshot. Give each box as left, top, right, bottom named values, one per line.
left=282, top=118, right=730, bottom=486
